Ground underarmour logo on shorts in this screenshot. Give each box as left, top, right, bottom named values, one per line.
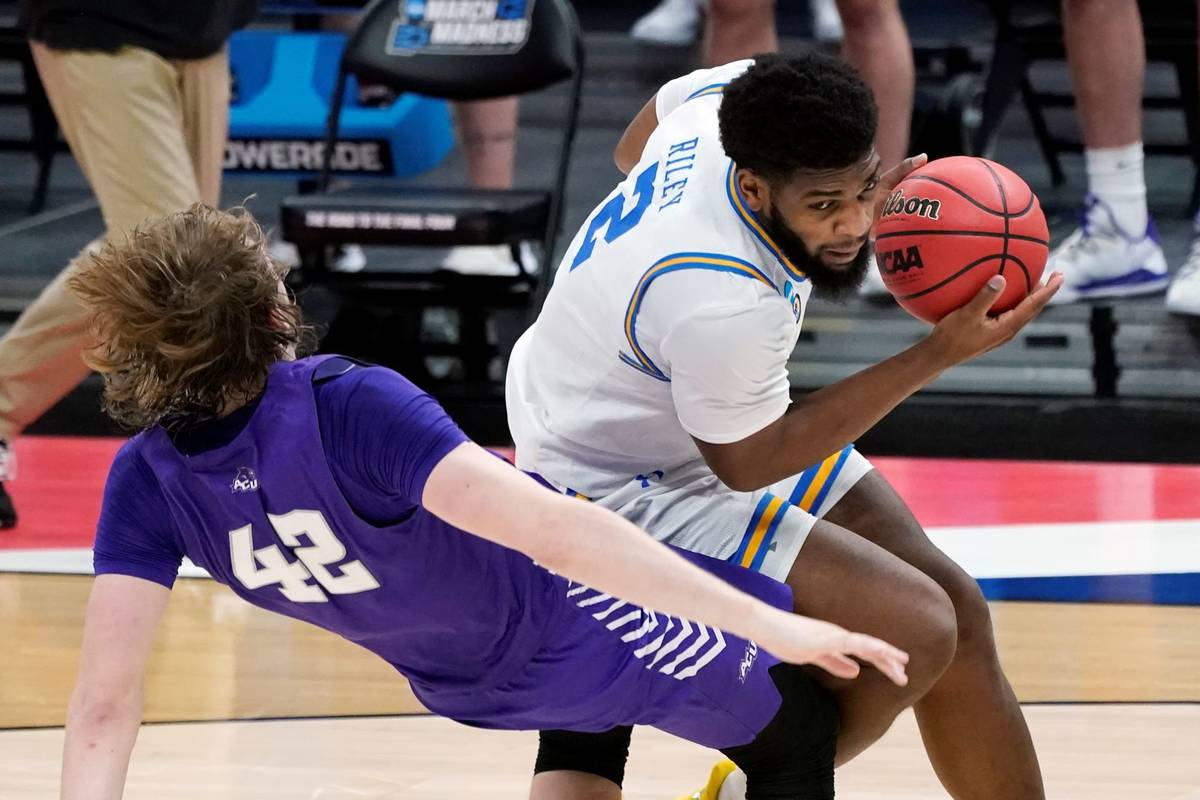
left=739, top=641, right=759, bottom=683
left=636, top=470, right=664, bottom=488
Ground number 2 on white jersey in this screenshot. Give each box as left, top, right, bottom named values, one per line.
left=229, top=510, right=380, bottom=603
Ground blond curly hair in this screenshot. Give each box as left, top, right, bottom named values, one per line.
left=69, top=204, right=312, bottom=429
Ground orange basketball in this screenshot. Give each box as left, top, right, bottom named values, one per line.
left=873, top=156, right=1048, bottom=324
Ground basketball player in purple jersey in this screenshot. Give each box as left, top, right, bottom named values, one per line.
left=58, top=205, right=908, bottom=800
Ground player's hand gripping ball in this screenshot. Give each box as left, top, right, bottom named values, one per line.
left=874, top=156, right=1049, bottom=324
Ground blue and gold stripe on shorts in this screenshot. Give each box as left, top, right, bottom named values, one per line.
left=787, top=444, right=854, bottom=516
left=729, top=493, right=789, bottom=572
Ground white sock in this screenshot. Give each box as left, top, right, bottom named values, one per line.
left=1085, top=142, right=1148, bottom=238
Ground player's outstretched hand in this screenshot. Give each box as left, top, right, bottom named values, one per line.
left=756, top=607, right=909, bottom=686
left=926, top=271, right=1064, bottom=367
left=874, top=153, right=929, bottom=221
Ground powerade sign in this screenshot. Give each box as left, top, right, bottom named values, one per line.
left=223, top=138, right=395, bottom=174
left=386, top=0, right=535, bottom=55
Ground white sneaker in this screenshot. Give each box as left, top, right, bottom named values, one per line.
left=1047, top=195, right=1169, bottom=305
left=267, top=241, right=365, bottom=273
left=332, top=244, right=367, bottom=273
left=269, top=240, right=301, bottom=269
left=810, top=0, right=844, bottom=42
left=440, top=243, right=537, bottom=276
left=630, top=0, right=702, bottom=46
left=1166, top=236, right=1200, bottom=316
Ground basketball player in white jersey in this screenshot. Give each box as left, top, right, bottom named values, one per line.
left=509, top=54, right=1062, bottom=799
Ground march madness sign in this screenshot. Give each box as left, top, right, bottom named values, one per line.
left=386, top=0, right=536, bottom=56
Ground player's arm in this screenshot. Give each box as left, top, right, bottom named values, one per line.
left=421, top=442, right=908, bottom=685
left=61, top=574, right=170, bottom=800
left=614, top=60, right=755, bottom=174
left=615, top=94, right=658, bottom=174
left=691, top=274, right=1062, bottom=491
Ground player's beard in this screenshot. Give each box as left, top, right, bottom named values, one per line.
left=763, top=204, right=872, bottom=301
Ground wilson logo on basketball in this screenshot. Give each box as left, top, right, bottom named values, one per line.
left=878, top=245, right=925, bottom=275
left=880, top=189, right=941, bottom=220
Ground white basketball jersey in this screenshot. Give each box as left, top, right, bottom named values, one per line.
left=507, top=61, right=812, bottom=499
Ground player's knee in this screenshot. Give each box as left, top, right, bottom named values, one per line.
left=904, top=577, right=958, bottom=689
left=533, top=727, right=632, bottom=789
left=941, top=567, right=999, bottom=664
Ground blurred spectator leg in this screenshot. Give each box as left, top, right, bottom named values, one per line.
left=1048, top=0, right=1168, bottom=305
left=835, top=0, right=913, bottom=172
left=442, top=97, right=531, bottom=275
left=0, top=43, right=222, bottom=527
left=836, top=0, right=913, bottom=299
left=704, top=0, right=776, bottom=66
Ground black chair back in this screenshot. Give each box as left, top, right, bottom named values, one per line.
left=343, top=0, right=578, bottom=100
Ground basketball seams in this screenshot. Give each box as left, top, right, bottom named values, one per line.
left=1005, top=253, right=1033, bottom=292
left=903, top=175, right=1035, bottom=219
left=978, top=159, right=1011, bottom=279
left=904, top=175, right=1008, bottom=217
left=877, top=156, right=1048, bottom=321
left=875, top=229, right=1049, bottom=246
left=894, top=253, right=1009, bottom=300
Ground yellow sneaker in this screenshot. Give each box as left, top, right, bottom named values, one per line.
left=675, top=759, right=739, bottom=800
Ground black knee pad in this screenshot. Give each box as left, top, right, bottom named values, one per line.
left=719, top=664, right=840, bottom=800
left=533, top=726, right=633, bottom=788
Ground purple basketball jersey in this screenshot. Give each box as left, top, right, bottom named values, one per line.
left=129, top=357, right=794, bottom=748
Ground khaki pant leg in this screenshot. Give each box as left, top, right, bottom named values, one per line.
left=176, top=47, right=230, bottom=208
left=0, top=44, right=207, bottom=440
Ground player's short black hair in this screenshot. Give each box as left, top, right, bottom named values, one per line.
left=718, top=52, right=878, bottom=185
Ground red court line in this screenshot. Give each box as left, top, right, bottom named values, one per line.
left=2, top=437, right=1198, bottom=550
left=871, top=456, right=1200, bottom=528
left=3, top=437, right=125, bottom=549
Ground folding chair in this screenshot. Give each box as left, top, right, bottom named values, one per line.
left=975, top=0, right=1199, bottom=211
left=280, top=0, right=584, bottom=381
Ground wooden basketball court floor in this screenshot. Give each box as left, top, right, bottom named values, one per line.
left=1, top=437, right=1198, bottom=798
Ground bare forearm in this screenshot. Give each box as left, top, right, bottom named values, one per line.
left=61, top=698, right=142, bottom=800
left=747, top=338, right=949, bottom=488
left=533, top=495, right=771, bottom=640
left=614, top=95, right=658, bottom=174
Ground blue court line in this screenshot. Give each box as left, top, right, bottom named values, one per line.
left=977, top=572, right=1200, bottom=606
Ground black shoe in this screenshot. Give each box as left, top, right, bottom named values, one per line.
left=0, top=439, right=15, bottom=528
left=0, top=481, right=15, bottom=529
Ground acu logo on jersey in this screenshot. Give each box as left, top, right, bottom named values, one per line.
left=232, top=467, right=259, bottom=493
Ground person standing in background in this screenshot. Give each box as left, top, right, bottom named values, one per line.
left=314, top=6, right=530, bottom=277
left=1046, top=0, right=1200, bottom=315
left=628, top=0, right=913, bottom=172
left=627, top=0, right=913, bottom=300
left=0, top=0, right=259, bottom=528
